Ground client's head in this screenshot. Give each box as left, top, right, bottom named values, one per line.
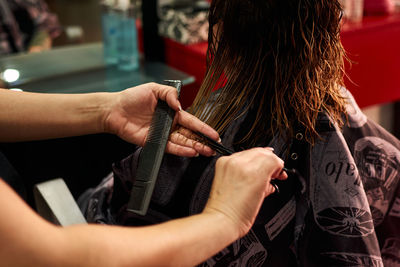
left=191, top=0, right=347, bottom=145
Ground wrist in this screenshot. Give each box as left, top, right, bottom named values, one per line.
left=201, top=208, right=241, bottom=242
left=72, top=92, right=116, bottom=136
left=91, top=92, right=118, bottom=135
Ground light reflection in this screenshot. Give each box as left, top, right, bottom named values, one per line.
left=1, top=69, right=20, bottom=83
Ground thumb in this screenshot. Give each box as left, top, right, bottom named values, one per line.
left=153, top=83, right=182, bottom=111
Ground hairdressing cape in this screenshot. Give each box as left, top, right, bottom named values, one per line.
left=79, top=89, right=400, bottom=267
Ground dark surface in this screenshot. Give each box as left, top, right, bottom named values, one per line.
left=0, top=134, right=134, bottom=207
left=142, top=0, right=165, bottom=62
left=394, top=102, right=400, bottom=140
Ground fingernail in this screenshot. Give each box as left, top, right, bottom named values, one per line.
left=178, top=105, right=183, bottom=111
left=195, top=153, right=200, bottom=157
left=271, top=182, right=279, bottom=194
left=218, top=138, right=222, bottom=143
left=212, top=151, right=217, bottom=156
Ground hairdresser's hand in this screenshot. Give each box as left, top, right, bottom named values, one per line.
left=203, top=148, right=288, bottom=238
left=103, top=83, right=219, bottom=157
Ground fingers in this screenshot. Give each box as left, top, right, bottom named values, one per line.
left=169, top=128, right=215, bottom=156
left=175, top=110, right=220, bottom=141
left=165, top=88, right=182, bottom=111
left=242, top=148, right=284, bottom=197
left=274, top=170, right=288, bottom=180
left=265, top=182, right=277, bottom=196
left=165, top=142, right=199, bottom=157
left=150, top=83, right=181, bottom=111
left=270, top=165, right=288, bottom=181
left=148, top=82, right=220, bottom=152
left=233, top=146, right=287, bottom=183
left=247, top=147, right=288, bottom=181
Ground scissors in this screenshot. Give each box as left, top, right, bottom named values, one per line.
left=195, top=131, right=234, bottom=156
left=195, top=131, right=297, bottom=193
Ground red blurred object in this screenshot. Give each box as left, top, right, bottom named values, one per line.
left=164, top=38, right=208, bottom=109
left=341, top=13, right=400, bottom=108
left=364, top=0, right=395, bottom=15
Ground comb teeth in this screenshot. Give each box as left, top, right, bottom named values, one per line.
left=146, top=101, right=172, bottom=143
left=145, top=79, right=182, bottom=144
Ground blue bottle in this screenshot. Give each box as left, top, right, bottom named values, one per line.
left=117, top=0, right=140, bottom=71
left=101, top=0, right=119, bottom=64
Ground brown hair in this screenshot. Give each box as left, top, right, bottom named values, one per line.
left=189, top=0, right=347, bottom=146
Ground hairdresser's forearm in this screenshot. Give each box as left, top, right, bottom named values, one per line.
left=62, top=211, right=238, bottom=267
left=1, top=178, right=238, bottom=267
left=0, top=89, right=110, bottom=142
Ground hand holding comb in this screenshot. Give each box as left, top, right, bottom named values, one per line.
left=127, top=80, right=181, bottom=215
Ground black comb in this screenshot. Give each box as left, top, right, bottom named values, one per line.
left=127, top=80, right=182, bottom=215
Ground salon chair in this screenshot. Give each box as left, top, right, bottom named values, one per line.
left=34, top=178, right=87, bottom=226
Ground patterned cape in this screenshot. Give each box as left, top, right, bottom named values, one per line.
left=79, top=89, right=400, bottom=267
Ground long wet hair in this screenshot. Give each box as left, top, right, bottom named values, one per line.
left=189, top=0, right=347, bottom=146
